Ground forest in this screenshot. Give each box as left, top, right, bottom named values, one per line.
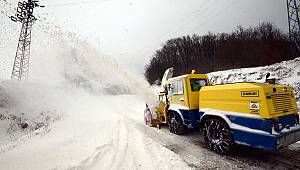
left=144, top=22, right=298, bottom=85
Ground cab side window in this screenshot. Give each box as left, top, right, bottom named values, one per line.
left=177, top=80, right=184, bottom=94
left=190, top=78, right=207, bottom=91
left=171, top=81, right=177, bottom=94
left=169, top=79, right=184, bottom=95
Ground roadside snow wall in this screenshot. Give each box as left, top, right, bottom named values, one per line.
left=207, top=57, right=300, bottom=107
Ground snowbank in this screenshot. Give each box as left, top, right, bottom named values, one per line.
left=207, top=57, right=300, bottom=106
left=0, top=80, right=70, bottom=146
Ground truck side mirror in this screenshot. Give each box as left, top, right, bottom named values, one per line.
left=266, top=73, right=270, bottom=79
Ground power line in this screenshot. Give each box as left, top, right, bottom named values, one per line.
left=153, top=0, right=218, bottom=41
left=0, top=4, right=7, bottom=10
left=45, top=0, right=109, bottom=7
left=188, top=0, right=242, bottom=34
left=135, top=0, right=221, bottom=60
left=0, top=2, right=14, bottom=18
left=139, top=0, right=242, bottom=62
left=170, top=0, right=219, bottom=36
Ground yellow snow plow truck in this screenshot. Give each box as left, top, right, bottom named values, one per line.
left=144, top=68, right=300, bottom=154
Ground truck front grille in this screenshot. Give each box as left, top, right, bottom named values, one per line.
left=271, top=93, right=296, bottom=114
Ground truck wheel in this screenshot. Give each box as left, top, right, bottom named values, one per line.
left=203, top=118, right=234, bottom=154
left=168, top=112, right=185, bottom=135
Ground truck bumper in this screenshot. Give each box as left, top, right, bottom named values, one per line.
left=232, top=125, right=300, bottom=151
left=277, top=127, right=300, bottom=149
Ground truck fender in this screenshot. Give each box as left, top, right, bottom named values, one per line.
left=168, top=104, right=188, bottom=124
left=199, top=108, right=233, bottom=129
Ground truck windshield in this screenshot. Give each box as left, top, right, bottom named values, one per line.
left=190, top=78, right=207, bottom=91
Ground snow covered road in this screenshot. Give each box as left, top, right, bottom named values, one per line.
left=0, top=94, right=188, bottom=170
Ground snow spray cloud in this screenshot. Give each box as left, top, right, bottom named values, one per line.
left=1, top=0, right=155, bottom=112
left=1, top=5, right=152, bottom=96
left=28, top=29, right=153, bottom=96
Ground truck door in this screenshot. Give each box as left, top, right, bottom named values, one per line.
left=188, top=78, right=208, bottom=109
left=169, top=79, right=187, bottom=107
left=169, top=78, right=192, bottom=125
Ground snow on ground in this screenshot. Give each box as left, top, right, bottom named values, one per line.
left=0, top=80, right=69, bottom=147
left=0, top=94, right=188, bottom=170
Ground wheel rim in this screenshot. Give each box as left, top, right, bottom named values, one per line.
left=204, top=119, right=232, bottom=153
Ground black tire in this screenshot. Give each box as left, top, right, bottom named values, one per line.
left=168, top=112, right=186, bottom=135
left=202, top=118, right=234, bottom=154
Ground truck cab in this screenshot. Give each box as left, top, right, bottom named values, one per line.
left=167, top=74, right=209, bottom=130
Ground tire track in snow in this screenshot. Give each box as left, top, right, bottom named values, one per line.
left=120, top=117, right=187, bottom=170
left=115, top=119, right=135, bottom=169
left=73, top=119, right=136, bottom=170
left=77, top=108, right=188, bottom=170
left=122, top=106, right=245, bottom=169
left=128, top=119, right=247, bottom=169
left=69, top=119, right=121, bottom=170
left=72, top=143, right=112, bottom=170
left=123, top=107, right=255, bottom=169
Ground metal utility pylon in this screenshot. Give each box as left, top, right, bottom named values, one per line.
left=10, top=0, right=44, bottom=80
left=287, top=0, right=300, bottom=56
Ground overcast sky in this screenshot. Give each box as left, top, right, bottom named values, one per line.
left=41, top=0, right=288, bottom=73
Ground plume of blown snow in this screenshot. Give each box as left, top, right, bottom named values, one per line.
left=0, top=0, right=156, bottom=145
left=1, top=0, right=153, bottom=97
